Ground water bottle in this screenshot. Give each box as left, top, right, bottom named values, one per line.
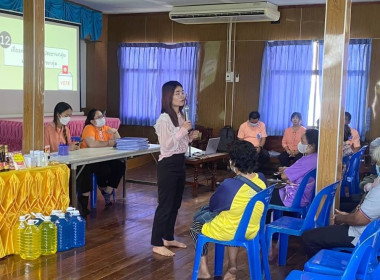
left=39, top=216, right=57, bottom=255
left=20, top=219, right=41, bottom=260
left=50, top=210, right=63, bottom=223
left=65, top=207, right=76, bottom=219
left=71, top=210, right=86, bottom=248
left=32, top=212, right=45, bottom=226
left=55, top=213, right=71, bottom=251
left=12, top=215, right=27, bottom=255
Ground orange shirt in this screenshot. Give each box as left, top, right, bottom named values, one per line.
left=282, top=126, right=306, bottom=151
left=348, top=127, right=361, bottom=149
left=44, top=122, right=72, bottom=153
left=237, top=121, right=267, bottom=147
left=80, top=125, right=113, bottom=148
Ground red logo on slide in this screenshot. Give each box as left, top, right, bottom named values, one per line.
left=62, top=65, right=68, bottom=74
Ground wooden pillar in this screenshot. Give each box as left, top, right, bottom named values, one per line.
left=316, top=0, right=351, bottom=207
left=23, top=0, right=45, bottom=153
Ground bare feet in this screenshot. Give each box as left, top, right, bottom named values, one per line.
left=223, top=267, right=237, bottom=280
left=152, top=246, right=175, bottom=257
left=198, top=264, right=212, bottom=279
left=163, top=240, right=187, bottom=248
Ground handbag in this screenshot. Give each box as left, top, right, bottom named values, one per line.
left=193, top=204, right=219, bottom=224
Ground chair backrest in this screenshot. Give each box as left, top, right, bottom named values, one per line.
left=301, top=181, right=340, bottom=231
left=341, top=231, right=378, bottom=280
left=233, top=185, right=275, bottom=242
left=345, top=145, right=368, bottom=179
left=357, top=219, right=380, bottom=246
left=290, top=169, right=317, bottom=208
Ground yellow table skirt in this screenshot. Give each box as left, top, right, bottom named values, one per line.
left=0, top=164, right=70, bottom=258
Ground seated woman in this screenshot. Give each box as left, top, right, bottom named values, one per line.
left=343, top=124, right=353, bottom=158
left=278, top=112, right=306, bottom=167
left=189, top=140, right=267, bottom=280
left=270, top=128, right=318, bottom=208
left=78, top=109, right=126, bottom=213
left=44, top=102, right=79, bottom=152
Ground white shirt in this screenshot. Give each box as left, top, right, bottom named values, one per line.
left=348, top=183, right=380, bottom=245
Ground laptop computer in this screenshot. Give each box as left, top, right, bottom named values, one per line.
left=187, top=137, right=221, bottom=157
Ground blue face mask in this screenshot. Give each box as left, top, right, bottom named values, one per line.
left=376, top=165, right=380, bottom=177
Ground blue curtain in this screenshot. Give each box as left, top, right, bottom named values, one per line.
left=259, top=41, right=314, bottom=135
left=319, top=39, right=372, bottom=140
left=0, top=0, right=102, bottom=41
left=118, top=43, right=200, bottom=126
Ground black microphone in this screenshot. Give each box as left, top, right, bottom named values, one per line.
left=183, top=105, right=190, bottom=121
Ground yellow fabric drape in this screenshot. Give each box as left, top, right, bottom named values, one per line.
left=0, top=164, right=70, bottom=258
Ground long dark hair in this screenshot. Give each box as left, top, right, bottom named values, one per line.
left=161, top=81, right=183, bottom=127
left=305, top=128, right=319, bottom=152
left=53, top=102, right=72, bottom=144
left=84, top=108, right=103, bottom=127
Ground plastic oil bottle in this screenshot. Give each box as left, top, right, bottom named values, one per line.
left=20, top=219, right=41, bottom=260
left=50, top=210, right=63, bottom=223
left=71, top=210, right=86, bottom=248
left=39, top=216, right=57, bottom=255
left=55, top=213, right=71, bottom=251
left=12, top=215, right=28, bottom=255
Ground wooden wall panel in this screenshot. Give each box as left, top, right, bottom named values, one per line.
left=301, top=6, right=325, bottom=40
left=236, top=8, right=301, bottom=41
left=232, top=41, right=265, bottom=130
left=146, top=14, right=173, bottom=42
left=85, top=14, right=108, bottom=111
left=89, top=4, right=380, bottom=142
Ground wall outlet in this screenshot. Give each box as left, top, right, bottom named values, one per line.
left=226, top=71, right=234, bottom=82
left=235, top=73, right=239, bottom=82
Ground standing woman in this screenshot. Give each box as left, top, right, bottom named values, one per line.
left=44, top=102, right=79, bottom=152
left=151, top=81, right=199, bottom=257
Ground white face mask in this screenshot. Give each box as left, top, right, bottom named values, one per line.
left=95, top=117, right=106, bottom=127
left=249, top=122, right=259, bottom=127
left=229, top=160, right=236, bottom=174
left=60, top=116, right=71, bottom=126
left=298, top=142, right=309, bottom=154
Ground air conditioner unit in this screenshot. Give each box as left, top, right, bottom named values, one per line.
left=169, top=2, right=280, bottom=24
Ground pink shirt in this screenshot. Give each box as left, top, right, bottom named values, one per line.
left=44, top=122, right=72, bottom=153
left=348, top=127, right=361, bottom=149
left=237, top=121, right=267, bottom=147
left=282, top=126, right=306, bottom=151
left=154, top=113, right=190, bottom=161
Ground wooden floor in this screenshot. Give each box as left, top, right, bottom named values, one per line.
left=0, top=163, right=308, bottom=280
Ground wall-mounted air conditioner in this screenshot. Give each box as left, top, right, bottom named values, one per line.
left=169, top=2, right=280, bottom=24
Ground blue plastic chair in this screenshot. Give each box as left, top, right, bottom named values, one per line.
left=91, top=173, right=116, bottom=209
left=191, top=186, right=275, bottom=280
left=268, top=169, right=316, bottom=220
left=265, top=181, right=339, bottom=266
left=304, top=219, right=380, bottom=279
left=286, top=231, right=377, bottom=280
left=340, top=145, right=367, bottom=197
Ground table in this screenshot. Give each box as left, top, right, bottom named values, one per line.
left=52, top=144, right=160, bottom=208
left=0, top=164, right=70, bottom=258
left=0, top=116, right=121, bottom=151
left=185, top=153, right=229, bottom=197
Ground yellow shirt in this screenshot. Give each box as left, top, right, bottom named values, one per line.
left=201, top=175, right=266, bottom=241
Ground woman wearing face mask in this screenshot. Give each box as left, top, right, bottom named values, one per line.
left=189, top=140, right=267, bottom=280
left=270, top=128, right=319, bottom=208
left=77, top=109, right=126, bottom=212
left=44, top=102, right=79, bottom=152
left=278, top=112, right=306, bottom=167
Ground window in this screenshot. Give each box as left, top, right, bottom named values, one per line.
left=118, top=43, right=199, bottom=126
left=259, top=39, right=372, bottom=139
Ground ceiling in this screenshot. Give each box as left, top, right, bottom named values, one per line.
left=69, top=0, right=380, bottom=14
